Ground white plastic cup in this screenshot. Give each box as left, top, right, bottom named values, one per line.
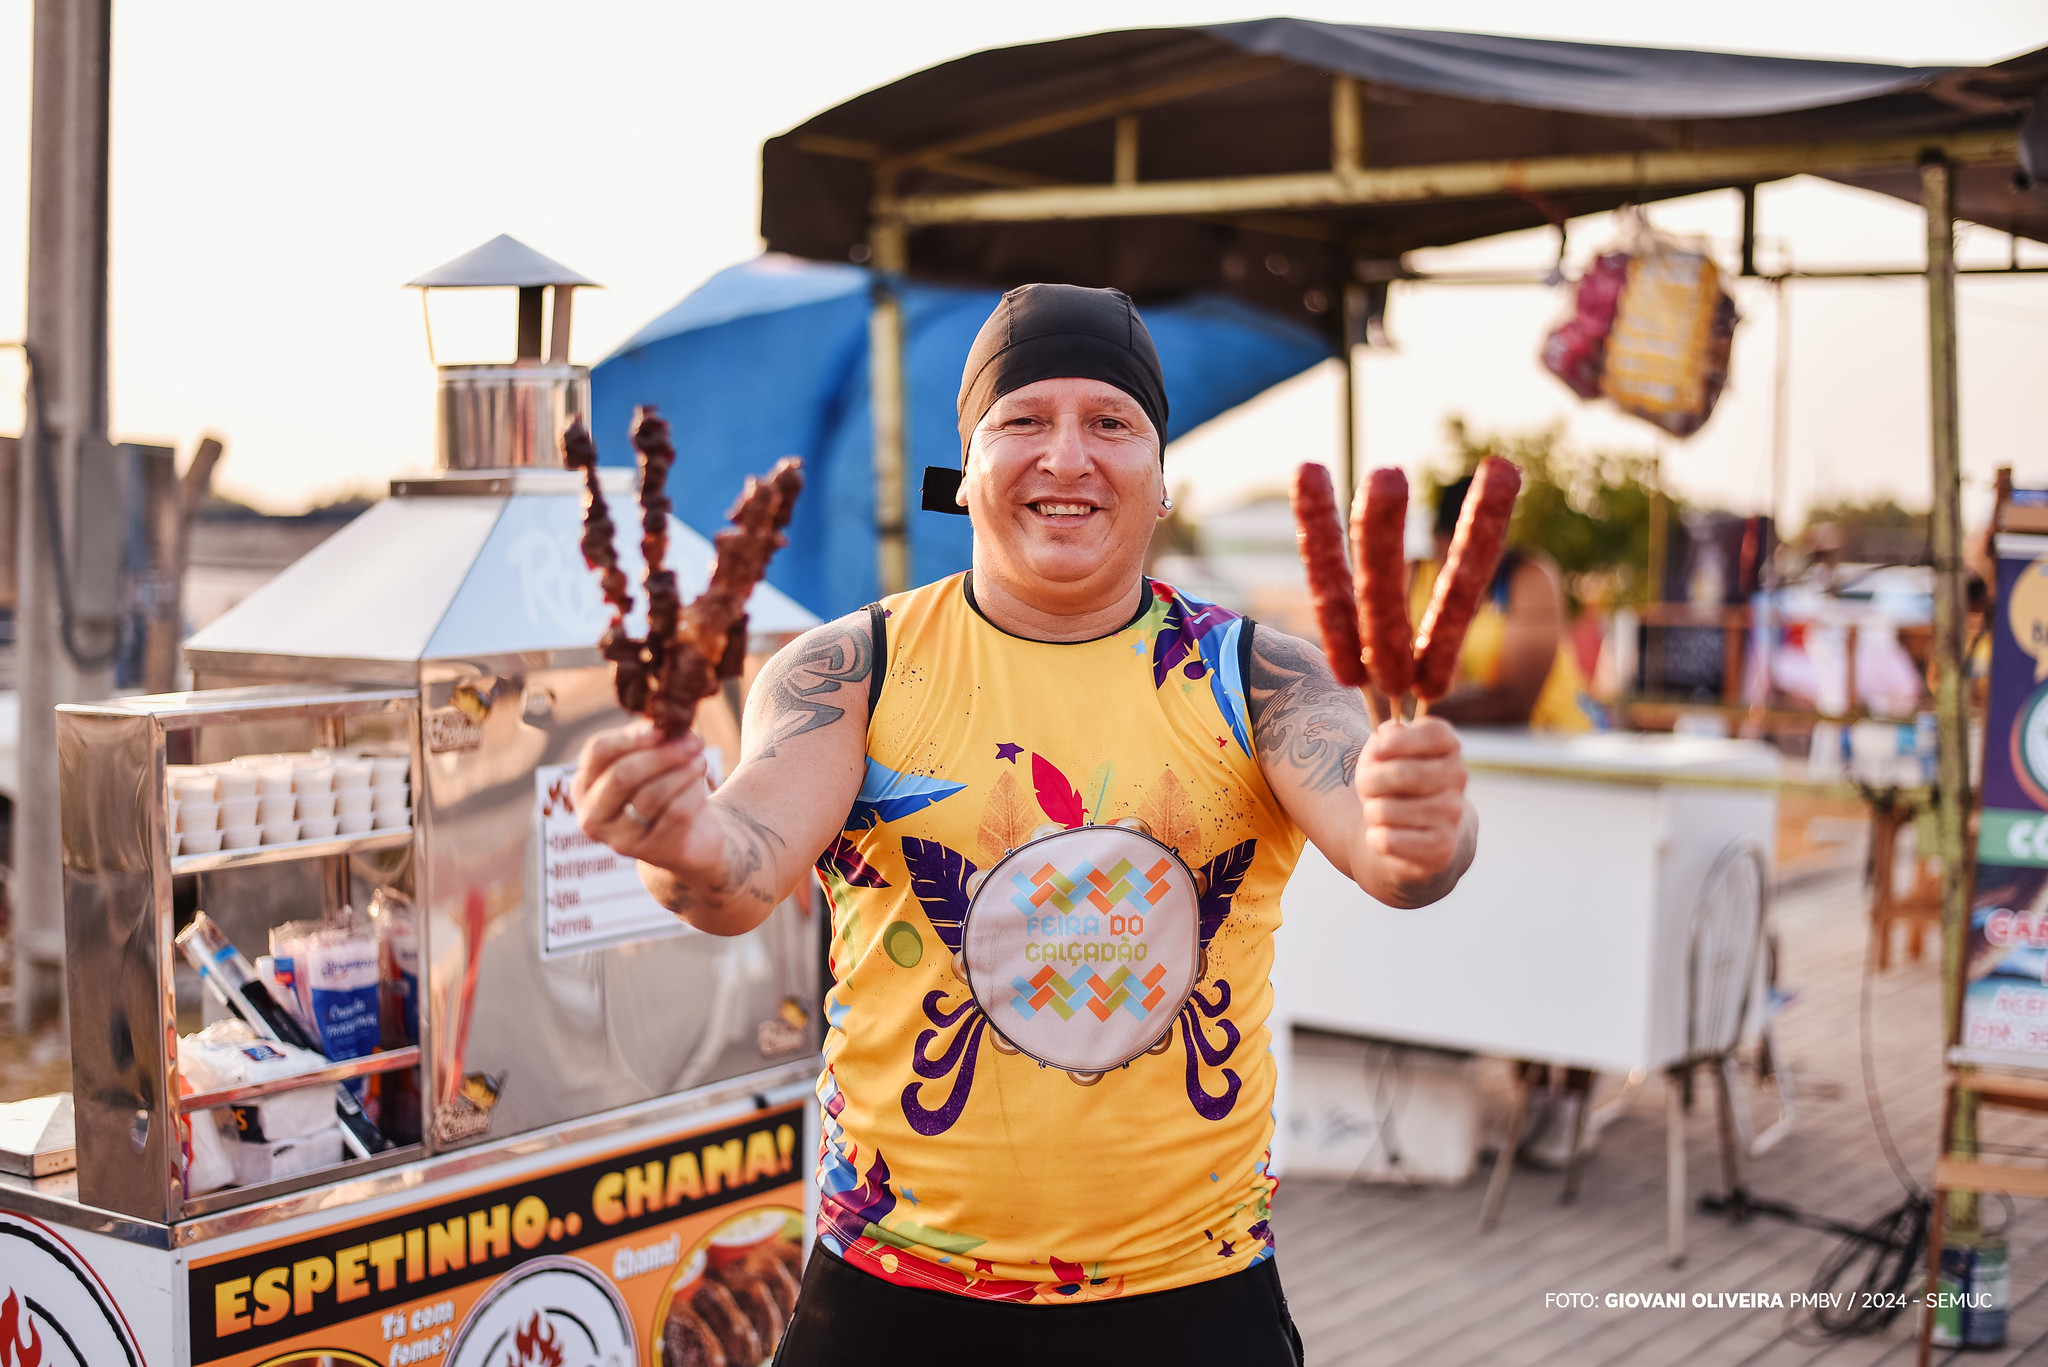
left=260, top=819, right=300, bottom=845
left=177, top=802, right=220, bottom=833
left=299, top=816, right=339, bottom=839
left=257, top=795, right=297, bottom=824
left=291, top=764, right=334, bottom=795
left=252, top=764, right=295, bottom=797
left=221, top=825, right=262, bottom=850
left=220, top=797, right=260, bottom=828
left=337, top=811, right=375, bottom=835
left=335, top=787, right=373, bottom=816
left=211, top=765, right=258, bottom=799
left=330, top=758, right=373, bottom=789
left=372, top=807, right=412, bottom=831
left=369, top=784, right=408, bottom=814
left=297, top=791, right=337, bottom=820
left=170, top=770, right=218, bottom=803
left=181, top=828, right=223, bottom=854
left=369, top=756, right=410, bottom=787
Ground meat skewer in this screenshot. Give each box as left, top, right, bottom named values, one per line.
left=1412, top=455, right=1523, bottom=710
left=563, top=419, right=630, bottom=618
left=1292, top=462, right=1393, bottom=726
left=1289, top=457, right=1522, bottom=728
left=634, top=411, right=684, bottom=729
left=1352, top=467, right=1414, bottom=703
left=563, top=417, right=652, bottom=712
left=562, top=407, right=804, bottom=737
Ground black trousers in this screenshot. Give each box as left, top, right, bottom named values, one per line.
left=774, top=1244, right=1306, bottom=1366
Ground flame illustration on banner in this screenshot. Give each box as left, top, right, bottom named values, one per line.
left=0, top=1293, right=40, bottom=1367
left=506, top=1312, right=564, bottom=1367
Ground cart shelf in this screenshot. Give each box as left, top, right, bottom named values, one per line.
left=171, top=826, right=413, bottom=875
left=178, top=1046, right=422, bottom=1114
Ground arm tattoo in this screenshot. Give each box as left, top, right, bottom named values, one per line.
left=709, top=806, right=786, bottom=908
left=1246, top=629, right=1370, bottom=794
left=660, top=805, right=787, bottom=915
left=754, top=618, right=872, bottom=756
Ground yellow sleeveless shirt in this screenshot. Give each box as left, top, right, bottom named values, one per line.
left=812, top=572, right=1305, bottom=1302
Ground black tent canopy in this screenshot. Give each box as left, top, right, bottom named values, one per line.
left=760, top=20, right=2042, bottom=598
left=764, top=20, right=2047, bottom=330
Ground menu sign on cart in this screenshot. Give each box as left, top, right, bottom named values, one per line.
left=1964, top=536, right=2048, bottom=1067
left=188, top=1101, right=805, bottom=1367
left=536, top=761, right=694, bottom=958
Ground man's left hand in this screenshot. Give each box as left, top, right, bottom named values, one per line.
left=1354, top=716, right=1474, bottom=906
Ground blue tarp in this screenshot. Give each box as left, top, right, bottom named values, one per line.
left=589, top=255, right=1331, bottom=621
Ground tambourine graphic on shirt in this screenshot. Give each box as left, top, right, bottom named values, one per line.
left=959, top=819, right=1201, bottom=1082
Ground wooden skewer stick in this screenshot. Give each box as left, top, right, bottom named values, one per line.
left=1361, top=683, right=1388, bottom=729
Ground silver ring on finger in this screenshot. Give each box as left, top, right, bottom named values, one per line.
left=624, top=802, right=653, bottom=827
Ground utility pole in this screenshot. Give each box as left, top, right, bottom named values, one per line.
left=16, top=0, right=117, bottom=1031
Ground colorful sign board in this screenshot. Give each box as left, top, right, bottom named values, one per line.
left=1966, top=536, right=2048, bottom=1066
left=189, top=1101, right=804, bottom=1367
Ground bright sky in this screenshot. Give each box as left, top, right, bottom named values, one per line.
left=1, top=1, right=2043, bottom=531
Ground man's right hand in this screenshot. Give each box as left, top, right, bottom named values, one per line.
left=571, top=721, right=723, bottom=874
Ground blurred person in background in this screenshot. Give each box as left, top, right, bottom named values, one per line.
left=1408, top=474, right=1593, bottom=731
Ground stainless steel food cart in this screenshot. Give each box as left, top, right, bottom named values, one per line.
left=0, top=253, right=826, bottom=1365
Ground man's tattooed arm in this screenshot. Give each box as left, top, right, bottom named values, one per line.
left=636, top=614, right=873, bottom=934
left=648, top=805, right=788, bottom=918
left=750, top=615, right=873, bottom=758
left=1248, top=626, right=1475, bottom=908
left=1247, top=628, right=1371, bottom=793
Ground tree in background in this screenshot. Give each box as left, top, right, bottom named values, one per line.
left=1423, top=418, right=1668, bottom=610
left=1799, top=496, right=1928, bottom=566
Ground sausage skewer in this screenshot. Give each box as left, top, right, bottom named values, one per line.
left=1411, top=455, right=1522, bottom=715
left=1289, top=463, right=1383, bottom=726
left=562, top=407, right=804, bottom=737
left=1352, top=467, right=1414, bottom=708
left=1290, top=458, right=1522, bottom=727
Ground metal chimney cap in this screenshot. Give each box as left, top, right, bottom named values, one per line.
left=407, top=234, right=600, bottom=289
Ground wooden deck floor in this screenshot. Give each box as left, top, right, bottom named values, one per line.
left=1270, top=868, right=2048, bottom=1366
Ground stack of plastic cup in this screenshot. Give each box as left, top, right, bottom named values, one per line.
left=296, top=761, right=339, bottom=839
left=332, top=756, right=375, bottom=834
left=369, top=752, right=412, bottom=831
left=282, top=758, right=329, bottom=844
left=213, top=763, right=262, bottom=849
left=168, top=766, right=220, bottom=855
left=370, top=752, right=410, bottom=830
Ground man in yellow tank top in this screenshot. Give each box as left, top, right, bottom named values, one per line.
left=572, top=284, right=1476, bottom=1365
